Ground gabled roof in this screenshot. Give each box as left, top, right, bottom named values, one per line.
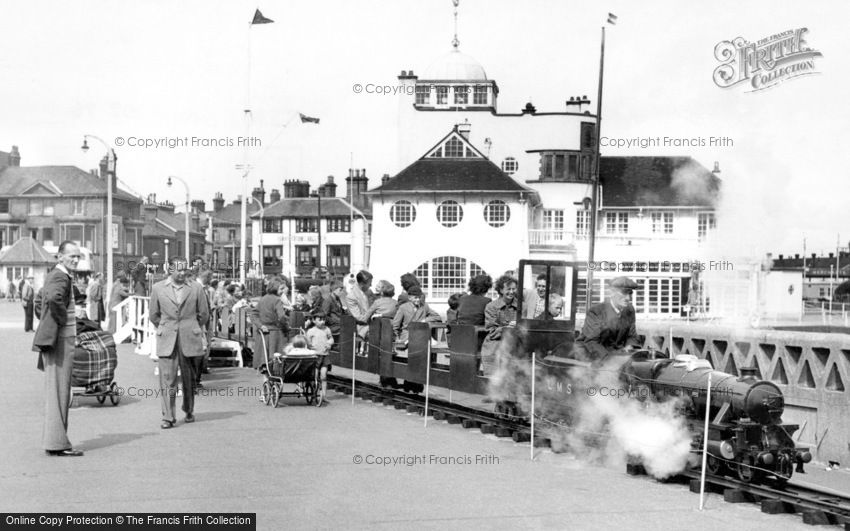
left=0, top=166, right=141, bottom=202
left=260, top=197, right=369, bottom=219
left=212, top=201, right=262, bottom=224
left=600, top=157, right=720, bottom=208
left=369, top=127, right=529, bottom=194
left=0, top=237, right=55, bottom=265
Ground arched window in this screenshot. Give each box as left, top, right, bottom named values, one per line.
left=501, top=157, right=518, bottom=175
left=484, top=200, right=510, bottom=228
left=413, top=256, right=489, bottom=300
left=390, top=201, right=416, bottom=228
left=436, top=200, right=463, bottom=227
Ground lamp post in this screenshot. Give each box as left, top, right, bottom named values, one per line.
left=167, top=176, right=191, bottom=267
left=249, top=195, right=265, bottom=278
left=81, top=135, right=114, bottom=325
left=311, top=190, right=322, bottom=276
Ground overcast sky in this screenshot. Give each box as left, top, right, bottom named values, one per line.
left=1, top=0, right=846, bottom=256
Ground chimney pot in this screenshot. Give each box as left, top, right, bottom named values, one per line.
left=795, top=254, right=800, bottom=259
left=778, top=254, right=783, bottom=260
left=829, top=252, right=834, bottom=258
left=9, top=145, right=21, bottom=166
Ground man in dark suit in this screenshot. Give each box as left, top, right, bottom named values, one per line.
left=32, top=241, right=83, bottom=456
left=21, top=275, right=35, bottom=332
left=149, top=257, right=210, bottom=429
left=133, top=256, right=150, bottom=296
left=573, top=276, right=641, bottom=363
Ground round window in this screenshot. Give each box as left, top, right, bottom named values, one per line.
left=390, top=201, right=416, bottom=228
left=436, top=200, right=463, bottom=228
left=484, top=200, right=510, bottom=228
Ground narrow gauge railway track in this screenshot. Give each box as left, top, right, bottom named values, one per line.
left=326, top=374, right=546, bottom=446
left=329, top=373, right=850, bottom=528
left=677, top=469, right=850, bottom=527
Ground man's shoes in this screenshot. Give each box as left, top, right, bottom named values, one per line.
left=184, top=413, right=195, bottom=423
left=160, top=420, right=175, bottom=429
left=46, top=448, right=84, bottom=457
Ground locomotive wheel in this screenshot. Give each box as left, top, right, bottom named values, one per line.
left=270, top=383, right=281, bottom=408
left=261, top=381, right=272, bottom=406
left=735, top=456, right=763, bottom=483
left=706, top=456, right=726, bottom=476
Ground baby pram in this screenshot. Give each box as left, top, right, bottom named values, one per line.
left=258, top=331, right=321, bottom=408
left=71, top=318, right=121, bottom=406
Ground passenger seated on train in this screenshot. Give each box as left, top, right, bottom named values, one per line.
left=364, top=280, right=398, bottom=321
left=522, top=274, right=564, bottom=319
left=397, top=273, right=421, bottom=305
left=480, top=275, right=518, bottom=375
left=391, top=285, right=441, bottom=346
left=445, top=293, right=463, bottom=325
left=573, top=276, right=640, bottom=362
left=456, top=275, right=493, bottom=326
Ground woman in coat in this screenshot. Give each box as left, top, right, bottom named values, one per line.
left=480, top=275, right=518, bottom=376
left=252, top=280, right=289, bottom=369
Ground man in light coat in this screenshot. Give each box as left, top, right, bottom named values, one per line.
left=149, top=257, right=210, bottom=429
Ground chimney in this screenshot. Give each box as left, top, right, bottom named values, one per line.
left=829, top=252, right=834, bottom=259
left=252, top=179, right=266, bottom=206
left=778, top=254, right=783, bottom=260
left=712, top=161, right=721, bottom=174
left=233, top=195, right=242, bottom=206
left=795, top=254, right=800, bottom=259
left=284, top=180, right=309, bottom=198
left=146, top=193, right=157, bottom=204
left=812, top=253, right=817, bottom=260
left=319, top=175, right=337, bottom=198
left=190, top=200, right=206, bottom=213
left=269, top=188, right=281, bottom=203
left=212, top=192, right=225, bottom=213
left=9, top=145, right=20, bottom=167
left=381, top=173, right=390, bottom=185
left=456, top=120, right=471, bottom=140
left=347, top=168, right=370, bottom=209
left=99, top=154, right=118, bottom=192
left=192, top=211, right=200, bottom=232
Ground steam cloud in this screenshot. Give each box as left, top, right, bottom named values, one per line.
left=487, top=332, right=693, bottom=479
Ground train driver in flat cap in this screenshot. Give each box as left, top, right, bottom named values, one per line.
left=573, top=276, right=641, bottom=363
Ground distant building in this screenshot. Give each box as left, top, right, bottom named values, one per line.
left=0, top=237, right=54, bottom=293
left=772, top=251, right=850, bottom=300
left=141, top=194, right=207, bottom=270
left=208, top=186, right=262, bottom=276
left=0, top=145, right=145, bottom=274
left=252, top=173, right=371, bottom=278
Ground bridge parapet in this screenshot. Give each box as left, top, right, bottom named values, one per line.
left=638, top=322, right=850, bottom=464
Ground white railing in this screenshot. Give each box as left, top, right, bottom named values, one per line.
left=113, top=296, right=156, bottom=356
left=528, top=229, right=576, bottom=246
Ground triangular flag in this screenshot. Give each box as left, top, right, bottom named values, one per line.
left=607, top=13, right=618, bottom=25
left=299, top=113, right=320, bottom=124
left=252, top=9, right=274, bottom=25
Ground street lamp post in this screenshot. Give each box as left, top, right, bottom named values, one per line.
left=81, top=135, right=114, bottom=326
left=249, top=196, right=265, bottom=278
left=167, top=176, right=191, bottom=267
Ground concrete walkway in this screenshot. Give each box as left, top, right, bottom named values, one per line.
left=0, top=304, right=839, bottom=530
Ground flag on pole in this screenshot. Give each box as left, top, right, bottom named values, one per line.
left=607, top=13, right=618, bottom=25
left=251, top=9, right=274, bottom=25
left=299, top=113, right=320, bottom=124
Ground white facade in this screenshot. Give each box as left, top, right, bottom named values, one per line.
left=369, top=192, right=530, bottom=301
left=385, top=45, right=719, bottom=317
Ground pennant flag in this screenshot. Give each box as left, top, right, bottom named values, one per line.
left=251, top=9, right=274, bottom=25
left=607, top=13, right=618, bottom=25
left=299, top=113, right=320, bottom=124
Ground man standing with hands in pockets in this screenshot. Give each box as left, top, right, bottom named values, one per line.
left=149, top=257, right=210, bottom=429
left=33, top=241, right=83, bottom=456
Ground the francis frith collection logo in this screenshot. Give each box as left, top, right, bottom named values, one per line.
left=713, top=28, right=822, bottom=92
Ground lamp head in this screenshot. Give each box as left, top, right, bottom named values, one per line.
left=81, top=138, right=89, bottom=153
left=167, top=177, right=173, bottom=187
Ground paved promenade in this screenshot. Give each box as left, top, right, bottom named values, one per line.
left=0, top=303, right=839, bottom=530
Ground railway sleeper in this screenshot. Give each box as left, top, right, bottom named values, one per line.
left=723, top=488, right=757, bottom=503
left=446, top=415, right=462, bottom=425
left=494, top=427, right=513, bottom=438
left=689, top=479, right=723, bottom=494
left=801, top=510, right=836, bottom=526
left=760, top=499, right=796, bottom=515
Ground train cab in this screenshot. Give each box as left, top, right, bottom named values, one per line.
left=515, top=259, right=579, bottom=359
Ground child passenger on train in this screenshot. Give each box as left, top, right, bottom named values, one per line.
left=363, top=280, right=398, bottom=322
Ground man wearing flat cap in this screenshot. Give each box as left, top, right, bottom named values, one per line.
left=573, top=276, right=640, bottom=362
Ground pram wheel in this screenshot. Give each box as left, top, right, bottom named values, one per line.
left=109, top=382, right=121, bottom=405
left=304, top=380, right=315, bottom=405
left=261, top=380, right=272, bottom=406
left=270, top=383, right=281, bottom=408
left=96, top=395, right=106, bottom=405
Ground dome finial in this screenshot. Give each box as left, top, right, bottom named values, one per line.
left=452, top=0, right=460, bottom=49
